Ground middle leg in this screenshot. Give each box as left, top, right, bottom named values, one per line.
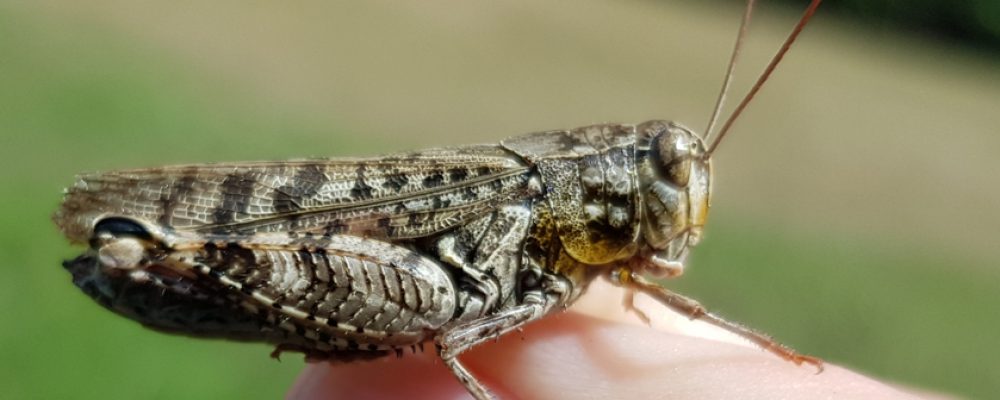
left=435, top=273, right=570, bottom=400
left=433, top=203, right=533, bottom=319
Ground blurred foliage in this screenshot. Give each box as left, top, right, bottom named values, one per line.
left=723, top=0, right=1000, bottom=53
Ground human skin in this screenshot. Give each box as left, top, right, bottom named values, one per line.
left=288, top=280, right=935, bottom=400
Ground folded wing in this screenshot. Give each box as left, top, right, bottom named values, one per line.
left=56, top=145, right=535, bottom=241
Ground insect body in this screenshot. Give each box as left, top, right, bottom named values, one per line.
left=56, top=121, right=712, bottom=391
left=55, top=1, right=823, bottom=399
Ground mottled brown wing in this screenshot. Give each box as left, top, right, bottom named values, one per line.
left=56, top=145, right=535, bottom=241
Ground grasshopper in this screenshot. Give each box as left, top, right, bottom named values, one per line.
left=54, top=1, right=823, bottom=398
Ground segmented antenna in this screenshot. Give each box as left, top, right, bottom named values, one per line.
left=706, top=0, right=823, bottom=156
left=704, top=0, right=756, bottom=141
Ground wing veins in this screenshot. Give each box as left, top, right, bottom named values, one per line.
left=192, top=166, right=531, bottom=233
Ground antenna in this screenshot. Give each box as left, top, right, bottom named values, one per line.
left=706, top=0, right=823, bottom=156
left=704, top=0, right=756, bottom=141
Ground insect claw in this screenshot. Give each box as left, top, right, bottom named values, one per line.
left=760, top=341, right=825, bottom=373
left=686, top=305, right=707, bottom=320
left=813, top=363, right=825, bottom=374
left=797, top=355, right=825, bottom=374
left=622, top=290, right=652, bottom=327
left=269, top=346, right=286, bottom=361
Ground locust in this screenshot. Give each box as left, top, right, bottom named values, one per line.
left=54, top=1, right=824, bottom=398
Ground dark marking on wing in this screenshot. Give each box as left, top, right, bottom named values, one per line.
left=351, top=165, right=375, bottom=200
left=159, top=174, right=197, bottom=226
left=383, top=171, right=409, bottom=192
left=213, top=173, right=256, bottom=225
left=57, top=146, right=539, bottom=242
left=448, top=167, right=469, bottom=182
left=273, top=163, right=329, bottom=213
left=422, top=170, right=445, bottom=188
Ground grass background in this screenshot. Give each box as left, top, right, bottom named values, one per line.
left=1, top=1, right=997, bottom=398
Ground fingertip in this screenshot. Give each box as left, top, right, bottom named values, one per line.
left=289, top=312, right=922, bottom=400
left=287, top=353, right=472, bottom=400
left=461, top=312, right=920, bottom=400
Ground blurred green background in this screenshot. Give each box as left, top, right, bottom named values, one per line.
left=1, top=1, right=997, bottom=398
left=770, top=0, right=1000, bottom=53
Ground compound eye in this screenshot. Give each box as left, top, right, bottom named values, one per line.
left=667, top=158, right=692, bottom=187
left=654, top=130, right=695, bottom=186
left=93, top=217, right=152, bottom=240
